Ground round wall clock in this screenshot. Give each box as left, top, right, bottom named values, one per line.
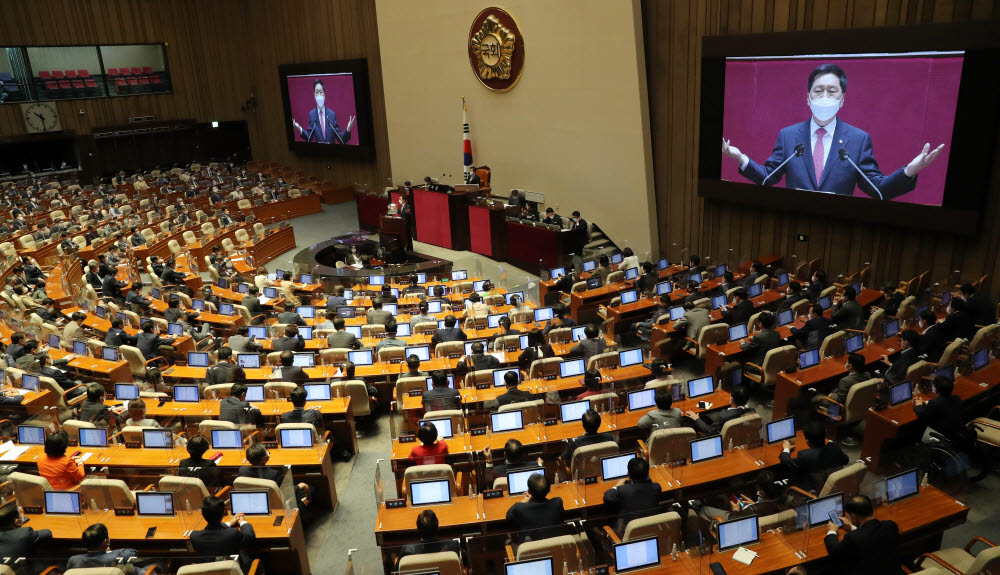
left=20, top=102, right=61, bottom=133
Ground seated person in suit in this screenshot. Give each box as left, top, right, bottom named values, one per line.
left=482, top=439, right=545, bottom=490
left=638, top=388, right=684, bottom=434
left=228, top=325, right=262, bottom=353
left=496, top=370, right=533, bottom=407
left=695, top=469, right=786, bottom=522
left=685, top=387, right=755, bottom=435
left=687, top=255, right=703, bottom=276
left=636, top=261, right=659, bottom=295
left=914, top=375, right=963, bottom=441
left=190, top=496, right=256, bottom=575
left=880, top=329, right=921, bottom=385
left=239, top=443, right=312, bottom=508
left=314, top=310, right=337, bottom=330
left=917, top=309, right=946, bottom=362
left=104, top=317, right=136, bottom=348
left=375, top=322, right=407, bottom=353
left=38, top=430, right=85, bottom=491
left=542, top=303, right=576, bottom=334
left=720, top=288, right=753, bottom=324
left=683, top=280, right=702, bottom=305
left=881, top=284, right=905, bottom=317
left=463, top=292, right=489, bottom=318
left=506, top=472, right=565, bottom=542
left=206, top=347, right=242, bottom=386
left=37, top=354, right=79, bottom=395
left=403, top=354, right=429, bottom=378
left=276, top=307, right=306, bottom=327
left=602, top=457, right=663, bottom=535
left=408, top=421, right=449, bottom=465
left=559, top=409, right=617, bottom=466
left=457, top=341, right=500, bottom=372
left=78, top=383, right=124, bottom=426
left=517, top=328, right=554, bottom=372
left=831, top=285, right=864, bottom=330
left=635, top=294, right=673, bottom=341
left=378, top=284, right=398, bottom=304
left=593, top=255, right=612, bottom=283
left=396, top=510, right=462, bottom=567
left=790, top=304, right=832, bottom=349
left=68, top=523, right=152, bottom=574
left=740, top=311, right=781, bottom=377
left=241, top=285, right=263, bottom=316
left=179, top=434, right=222, bottom=488
left=542, top=207, right=562, bottom=227
left=569, top=325, right=607, bottom=366
left=136, top=321, right=175, bottom=362
left=673, top=301, right=711, bottom=349
left=325, top=285, right=349, bottom=310
left=366, top=298, right=394, bottom=326
left=827, top=352, right=871, bottom=405
left=805, top=270, right=828, bottom=301
left=431, top=314, right=467, bottom=346
left=960, top=282, right=997, bottom=327
left=508, top=189, right=524, bottom=206
left=422, top=370, right=461, bottom=412
left=779, top=421, right=848, bottom=491
left=779, top=281, right=807, bottom=312
left=221, top=382, right=263, bottom=426
left=824, top=495, right=901, bottom=575
left=409, top=301, right=437, bottom=330
left=575, top=369, right=606, bottom=400
left=327, top=317, right=362, bottom=349
left=273, top=350, right=309, bottom=384
left=281, top=386, right=324, bottom=432
left=941, top=297, right=975, bottom=341
left=0, top=502, right=52, bottom=571
left=124, top=398, right=161, bottom=428
left=273, top=325, right=306, bottom=352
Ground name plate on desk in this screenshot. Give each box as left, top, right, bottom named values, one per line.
left=544, top=375, right=557, bottom=381
left=407, top=390, right=424, bottom=397
left=124, top=441, right=141, bottom=449
left=114, top=507, right=135, bottom=516
left=544, top=419, right=557, bottom=426
left=613, top=407, right=626, bottom=414
left=470, top=427, right=488, bottom=436
left=584, top=475, right=599, bottom=485
left=163, top=367, right=175, bottom=375
left=482, top=489, right=504, bottom=500
left=449, top=353, right=462, bottom=359
left=384, top=498, right=407, bottom=509
left=397, top=435, right=416, bottom=443
left=21, top=505, right=41, bottom=514
left=475, top=383, right=491, bottom=390
left=594, top=567, right=610, bottom=575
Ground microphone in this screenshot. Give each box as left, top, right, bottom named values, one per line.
left=838, top=148, right=884, bottom=200
left=761, top=143, right=805, bottom=186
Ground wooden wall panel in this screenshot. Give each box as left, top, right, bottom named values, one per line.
left=643, top=0, right=1000, bottom=296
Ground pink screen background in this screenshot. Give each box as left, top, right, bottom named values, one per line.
left=721, top=56, right=963, bottom=205
left=287, top=73, right=359, bottom=145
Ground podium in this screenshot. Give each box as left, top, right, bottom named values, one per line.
left=379, top=215, right=409, bottom=249
left=411, top=187, right=484, bottom=251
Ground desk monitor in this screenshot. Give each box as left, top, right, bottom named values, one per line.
left=845, top=333, right=864, bottom=354
left=627, top=389, right=656, bottom=411
left=505, top=291, right=524, bottom=305
left=336, top=306, right=356, bottom=318
left=766, top=417, right=796, bottom=444
left=405, top=346, right=431, bottom=362
left=136, top=492, right=175, bottom=516
left=437, top=320, right=447, bottom=329
left=383, top=303, right=398, bottom=315
left=560, top=399, right=591, bottom=423
left=369, top=275, right=386, bottom=286
left=715, top=264, right=727, bottom=278
left=624, top=267, right=640, bottom=281
left=300, top=274, right=313, bottom=284
left=817, top=296, right=832, bottom=311
left=73, top=340, right=88, bottom=356
left=690, top=434, right=724, bottom=463
left=143, top=429, right=173, bottom=448
left=533, top=307, right=554, bottom=322
left=601, top=453, right=636, bottom=481
left=217, top=279, right=230, bottom=291
left=94, top=305, right=106, bottom=319
left=17, top=373, right=39, bottom=393
left=884, top=318, right=900, bottom=339
left=507, top=467, right=545, bottom=495
left=419, top=418, right=454, bottom=439
left=613, top=537, right=660, bottom=573
left=152, top=288, right=162, bottom=299
left=518, top=335, right=530, bottom=350
left=296, top=306, right=315, bottom=319
left=491, top=410, right=524, bottom=433
left=493, top=368, right=520, bottom=388
left=192, top=299, right=205, bottom=311
left=187, top=352, right=210, bottom=367
left=974, top=348, right=990, bottom=371
left=102, top=347, right=119, bottom=362
left=236, top=353, right=261, bottom=369
left=451, top=270, right=468, bottom=281
left=345, top=325, right=362, bottom=338
left=79, top=428, right=108, bottom=448
left=718, top=515, right=760, bottom=551
left=549, top=267, right=566, bottom=279
left=292, top=352, right=315, bottom=368
left=276, top=269, right=286, bottom=278
left=462, top=339, right=488, bottom=356
left=728, top=323, right=748, bottom=342
left=299, top=326, right=314, bottom=340
left=934, top=364, right=955, bottom=382
left=244, top=385, right=264, bottom=402
left=279, top=427, right=315, bottom=448
left=48, top=334, right=60, bottom=349
left=711, top=295, right=727, bottom=310
left=889, top=381, right=913, bottom=405
left=237, top=283, right=250, bottom=294
left=583, top=260, right=597, bottom=272
left=777, top=309, right=795, bottom=327
left=619, top=348, right=643, bottom=368
left=559, top=358, right=586, bottom=379
left=610, top=253, right=624, bottom=264
left=248, top=326, right=268, bottom=339
left=488, top=314, right=504, bottom=328
left=17, top=425, right=45, bottom=445
left=669, top=306, right=685, bottom=321
left=219, top=303, right=234, bottom=316
left=168, top=322, right=184, bottom=336
left=173, top=385, right=200, bottom=403
left=886, top=469, right=920, bottom=503
left=115, top=383, right=138, bottom=400
left=689, top=272, right=703, bottom=284
left=655, top=281, right=672, bottom=296
left=263, top=287, right=278, bottom=299
left=230, top=491, right=271, bottom=515
left=427, top=300, right=443, bottom=314
left=687, top=375, right=714, bottom=399
left=798, top=348, right=821, bottom=370
left=348, top=350, right=373, bottom=366
left=657, top=257, right=670, bottom=270
left=425, top=375, right=456, bottom=390
left=571, top=326, right=587, bottom=342
left=409, top=479, right=452, bottom=506
left=807, top=492, right=844, bottom=527
left=941, top=291, right=952, bottom=307
left=505, top=558, right=554, bottom=575
left=586, top=276, right=603, bottom=290
left=748, top=282, right=764, bottom=298
left=619, top=290, right=639, bottom=306
left=211, top=429, right=243, bottom=449
left=44, top=491, right=81, bottom=515
left=305, top=383, right=332, bottom=401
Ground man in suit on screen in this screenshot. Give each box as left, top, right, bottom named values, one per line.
left=291, top=79, right=355, bottom=144
left=722, top=63, right=944, bottom=200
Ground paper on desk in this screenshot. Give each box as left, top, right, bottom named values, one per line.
left=732, top=547, right=757, bottom=565
left=0, top=440, right=15, bottom=454
left=0, top=445, right=30, bottom=461
left=7, top=388, right=30, bottom=396
left=79, top=452, right=94, bottom=462
left=259, top=296, right=271, bottom=305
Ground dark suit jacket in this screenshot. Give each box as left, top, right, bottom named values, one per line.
left=779, top=442, right=849, bottom=490
left=327, top=331, right=361, bottom=350
left=496, top=388, right=534, bottom=407
left=136, top=331, right=172, bottom=360
left=791, top=316, right=832, bottom=349
left=241, top=295, right=262, bottom=315
left=884, top=292, right=905, bottom=316
left=79, top=398, right=114, bottom=425
left=460, top=353, right=501, bottom=372
left=941, top=310, right=975, bottom=341
left=693, top=406, right=755, bottom=435
left=276, top=312, right=306, bottom=326
left=722, top=300, right=754, bottom=325
left=104, top=327, right=135, bottom=347
left=885, top=347, right=920, bottom=385
left=517, top=345, right=554, bottom=372
left=506, top=497, right=565, bottom=539
left=561, top=431, right=617, bottom=464
left=918, top=324, right=947, bottom=362
left=431, top=327, right=467, bottom=346
left=206, top=362, right=240, bottom=386
left=741, top=329, right=781, bottom=366
left=281, top=407, right=324, bottom=431
left=603, top=479, right=662, bottom=532
left=0, top=526, right=52, bottom=557
left=966, top=293, right=996, bottom=327
left=739, top=120, right=917, bottom=199
left=273, top=335, right=306, bottom=352
left=824, top=519, right=902, bottom=575
left=569, top=338, right=607, bottom=365
left=300, top=106, right=350, bottom=144
left=831, top=371, right=872, bottom=405
left=274, top=365, right=308, bottom=384
left=220, top=396, right=260, bottom=425
left=915, top=394, right=963, bottom=439
left=190, top=523, right=257, bottom=574
left=831, top=299, right=864, bottom=330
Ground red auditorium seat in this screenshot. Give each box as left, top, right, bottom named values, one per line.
left=138, top=77, right=150, bottom=85
left=65, top=70, right=77, bottom=78
left=107, top=68, right=119, bottom=76
left=58, top=80, right=71, bottom=89
left=130, top=67, right=141, bottom=75
left=84, top=79, right=97, bottom=88
left=150, top=76, right=161, bottom=84
left=118, top=67, right=130, bottom=75
left=127, top=78, right=138, bottom=85
left=44, top=80, right=58, bottom=90
left=38, top=71, right=51, bottom=79
left=78, top=69, right=90, bottom=77
left=52, top=70, right=64, bottom=79
left=142, top=66, right=153, bottom=74
left=71, top=79, right=84, bottom=88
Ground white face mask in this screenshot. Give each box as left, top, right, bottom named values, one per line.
left=809, top=96, right=841, bottom=122
left=315, top=95, right=325, bottom=108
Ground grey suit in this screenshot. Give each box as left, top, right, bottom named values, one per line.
left=327, top=330, right=361, bottom=350
left=741, top=329, right=782, bottom=366
left=673, top=307, right=711, bottom=340
left=830, top=371, right=872, bottom=405
left=569, top=338, right=607, bottom=366
left=366, top=309, right=394, bottom=326
left=832, top=299, right=864, bottom=330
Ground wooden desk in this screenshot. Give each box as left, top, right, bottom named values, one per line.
left=412, top=187, right=481, bottom=251
left=468, top=203, right=508, bottom=260
left=506, top=220, right=574, bottom=276
left=241, top=226, right=297, bottom=270
left=355, top=190, right=389, bottom=231
left=248, top=193, right=321, bottom=225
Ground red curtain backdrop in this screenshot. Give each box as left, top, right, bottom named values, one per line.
left=721, top=56, right=963, bottom=206
left=287, top=73, right=359, bottom=145
left=413, top=188, right=452, bottom=249
left=468, top=206, right=493, bottom=256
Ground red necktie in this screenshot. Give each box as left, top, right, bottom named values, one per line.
left=320, top=110, right=326, bottom=140
left=813, top=127, right=826, bottom=186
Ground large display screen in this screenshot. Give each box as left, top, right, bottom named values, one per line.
left=278, top=59, right=374, bottom=159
